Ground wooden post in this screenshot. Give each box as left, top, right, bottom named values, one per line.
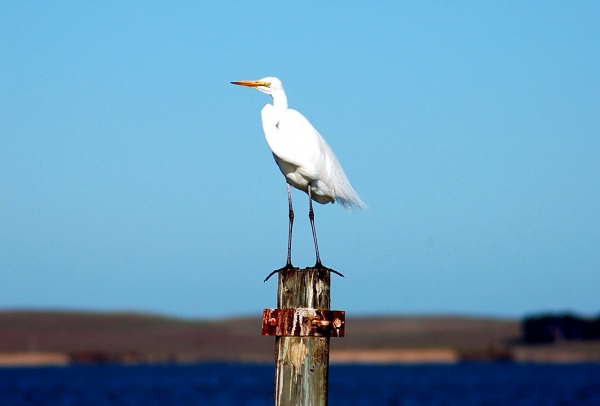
left=274, top=268, right=331, bottom=406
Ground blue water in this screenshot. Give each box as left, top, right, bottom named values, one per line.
left=1, top=363, right=599, bottom=405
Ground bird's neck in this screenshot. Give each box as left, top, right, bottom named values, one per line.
left=271, top=91, right=288, bottom=112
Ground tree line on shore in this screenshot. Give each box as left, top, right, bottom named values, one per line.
left=523, top=313, right=600, bottom=344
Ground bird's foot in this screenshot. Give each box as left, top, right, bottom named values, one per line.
left=264, top=263, right=298, bottom=282
left=312, top=261, right=345, bottom=278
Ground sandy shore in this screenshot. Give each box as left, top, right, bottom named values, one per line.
left=2, top=348, right=599, bottom=366
left=330, top=349, right=459, bottom=364
left=0, top=352, right=69, bottom=367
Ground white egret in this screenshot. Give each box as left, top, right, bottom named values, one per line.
left=231, top=77, right=365, bottom=278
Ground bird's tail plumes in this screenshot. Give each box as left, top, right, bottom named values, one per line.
left=319, top=136, right=366, bottom=211
left=333, top=172, right=367, bottom=211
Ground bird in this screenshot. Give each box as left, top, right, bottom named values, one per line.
left=231, top=77, right=365, bottom=280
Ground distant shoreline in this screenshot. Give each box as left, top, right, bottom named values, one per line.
left=2, top=349, right=600, bottom=367
left=1, top=311, right=599, bottom=367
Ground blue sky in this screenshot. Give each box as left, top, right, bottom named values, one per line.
left=1, top=2, right=598, bottom=319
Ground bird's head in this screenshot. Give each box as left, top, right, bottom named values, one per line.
left=231, top=77, right=283, bottom=97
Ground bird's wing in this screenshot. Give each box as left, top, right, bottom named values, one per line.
left=262, top=106, right=366, bottom=209
left=261, top=105, right=307, bottom=169
left=279, top=110, right=366, bottom=210
left=275, top=109, right=325, bottom=177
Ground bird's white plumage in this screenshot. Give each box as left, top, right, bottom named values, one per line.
left=236, top=77, right=365, bottom=210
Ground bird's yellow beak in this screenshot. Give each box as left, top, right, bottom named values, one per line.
left=231, top=80, right=271, bottom=88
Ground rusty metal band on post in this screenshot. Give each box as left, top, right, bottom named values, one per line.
left=262, top=308, right=345, bottom=337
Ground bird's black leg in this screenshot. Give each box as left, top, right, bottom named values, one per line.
left=307, top=185, right=322, bottom=266
left=308, top=185, right=344, bottom=278
left=285, top=183, right=294, bottom=268
left=264, top=183, right=297, bottom=282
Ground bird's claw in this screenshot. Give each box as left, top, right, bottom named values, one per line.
left=313, top=262, right=345, bottom=278
left=264, top=263, right=344, bottom=282
left=264, top=263, right=297, bottom=282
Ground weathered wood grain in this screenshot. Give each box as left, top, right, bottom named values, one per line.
left=274, top=268, right=331, bottom=406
